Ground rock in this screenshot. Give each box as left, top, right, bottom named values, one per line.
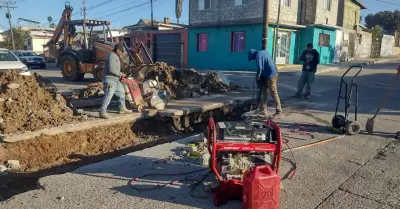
left=7, top=83, right=20, bottom=89
left=0, top=118, right=3, bottom=123
left=57, top=196, right=65, bottom=201
left=0, top=98, right=4, bottom=102
left=180, top=150, right=188, bottom=156
left=5, top=160, right=21, bottom=170
left=199, top=153, right=211, bottom=166
left=76, top=109, right=85, bottom=115
left=0, top=165, right=7, bottom=172
left=192, top=92, right=200, bottom=98
left=97, top=90, right=105, bottom=96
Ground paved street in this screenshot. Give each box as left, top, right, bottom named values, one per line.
left=4, top=60, right=399, bottom=209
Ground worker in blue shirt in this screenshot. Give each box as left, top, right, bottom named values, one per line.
left=248, top=49, right=282, bottom=118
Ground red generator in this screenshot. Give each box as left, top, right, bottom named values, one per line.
left=207, top=118, right=282, bottom=208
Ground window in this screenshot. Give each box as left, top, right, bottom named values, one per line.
left=323, top=0, right=331, bottom=11
left=198, top=0, right=211, bottom=10
left=197, top=33, right=208, bottom=52
left=279, top=0, right=290, bottom=7
left=234, top=0, right=249, bottom=6
left=318, top=33, right=330, bottom=47
left=231, top=32, right=246, bottom=52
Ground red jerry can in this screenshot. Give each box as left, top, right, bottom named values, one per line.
left=242, top=165, right=280, bottom=209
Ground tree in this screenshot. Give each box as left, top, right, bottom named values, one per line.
left=0, top=28, right=30, bottom=50
left=370, top=25, right=383, bottom=39
left=47, top=16, right=53, bottom=28
left=365, top=10, right=400, bottom=33
left=175, top=0, right=183, bottom=24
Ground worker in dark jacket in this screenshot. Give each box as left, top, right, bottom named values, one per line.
left=99, top=43, right=131, bottom=119
left=293, top=43, right=320, bottom=99
left=248, top=49, right=282, bottom=118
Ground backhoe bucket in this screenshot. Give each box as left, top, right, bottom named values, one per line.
left=131, top=64, right=159, bottom=81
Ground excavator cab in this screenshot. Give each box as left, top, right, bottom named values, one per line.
left=47, top=1, right=157, bottom=82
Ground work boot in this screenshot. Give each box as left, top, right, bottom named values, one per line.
left=99, top=111, right=111, bottom=119
left=273, top=112, right=282, bottom=119
left=119, top=108, right=131, bottom=114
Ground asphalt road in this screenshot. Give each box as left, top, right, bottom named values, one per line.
left=8, top=61, right=399, bottom=209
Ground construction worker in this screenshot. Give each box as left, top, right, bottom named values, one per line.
left=293, top=43, right=320, bottom=99
left=99, top=43, right=131, bottom=119
left=248, top=49, right=282, bottom=118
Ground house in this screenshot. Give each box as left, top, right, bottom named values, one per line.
left=123, top=18, right=186, bottom=33
left=188, top=0, right=306, bottom=70
left=299, top=0, right=340, bottom=64
left=334, top=0, right=368, bottom=61
left=91, top=29, right=128, bottom=40
left=26, top=30, right=55, bottom=53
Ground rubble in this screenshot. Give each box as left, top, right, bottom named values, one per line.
left=144, top=62, right=241, bottom=100
left=71, top=82, right=104, bottom=99
left=0, top=71, right=83, bottom=134
left=5, top=160, right=20, bottom=170
left=6, top=83, right=19, bottom=89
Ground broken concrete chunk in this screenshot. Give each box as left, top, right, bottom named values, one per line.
left=0, top=98, right=4, bottom=102
left=5, top=160, right=21, bottom=170
left=0, top=165, right=7, bottom=172
left=7, top=83, right=20, bottom=89
left=0, top=118, right=3, bottom=123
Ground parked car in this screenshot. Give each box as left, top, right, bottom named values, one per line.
left=13, top=50, right=46, bottom=69
left=0, top=48, right=31, bottom=76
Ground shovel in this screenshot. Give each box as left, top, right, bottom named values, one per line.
left=366, top=72, right=399, bottom=134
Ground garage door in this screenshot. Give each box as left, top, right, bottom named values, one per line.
left=153, top=33, right=182, bottom=68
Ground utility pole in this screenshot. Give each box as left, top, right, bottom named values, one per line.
left=273, top=0, right=282, bottom=62
left=262, top=0, right=269, bottom=50
left=150, top=0, right=154, bottom=29
left=81, top=0, right=87, bottom=19
left=0, top=1, right=16, bottom=50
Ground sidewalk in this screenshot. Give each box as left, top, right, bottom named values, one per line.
left=333, top=56, right=399, bottom=66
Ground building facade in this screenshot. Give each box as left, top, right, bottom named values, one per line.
left=188, top=0, right=305, bottom=70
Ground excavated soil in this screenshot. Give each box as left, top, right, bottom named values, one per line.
left=72, top=62, right=240, bottom=100
left=0, top=104, right=246, bottom=201
left=0, top=72, right=83, bottom=134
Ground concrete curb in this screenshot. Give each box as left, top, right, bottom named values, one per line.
left=333, top=59, right=392, bottom=66
left=316, top=67, right=340, bottom=74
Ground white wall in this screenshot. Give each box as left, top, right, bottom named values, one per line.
left=28, top=38, right=51, bottom=53
left=380, top=35, right=394, bottom=57
left=334, top=30, right=343, bottom=63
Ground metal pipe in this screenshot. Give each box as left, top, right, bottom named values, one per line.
left=262, top=0, right=269, bottom=50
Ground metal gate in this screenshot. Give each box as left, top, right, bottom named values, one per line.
left=153, top=33, right=183, bottom=68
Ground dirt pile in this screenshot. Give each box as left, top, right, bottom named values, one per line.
left=0, top=71, right=82, bottom=134
left=145, top=62, right=240, bottom=99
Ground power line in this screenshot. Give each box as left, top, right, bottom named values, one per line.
left=87, top=0, right=120, bottom=10
left=376, top=0, right=400, bottom=7
left=92, top=0, right=144, bottom=18
left=97, top=0, right=156, bottom=19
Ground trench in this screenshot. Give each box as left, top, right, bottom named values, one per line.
left=0, top=103, right=251, bottom=201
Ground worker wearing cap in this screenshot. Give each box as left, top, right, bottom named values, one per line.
left=99, top=43, right=131, bottom=119
left=293, top=43, right=320, bottom=99
left=248, top=49, right=282, bottom=118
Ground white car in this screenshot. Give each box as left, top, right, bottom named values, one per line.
left=0, top=48, right=31, bottom=76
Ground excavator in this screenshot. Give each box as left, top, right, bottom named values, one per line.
left=46, top=1, right=156, bottom=81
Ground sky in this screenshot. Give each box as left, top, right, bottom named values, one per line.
left=0, top=0, right=189, bottom=30
left=0, top=0, right=398, bottom=31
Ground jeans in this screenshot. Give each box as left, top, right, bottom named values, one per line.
left=296, top=71, right=316, bottom=95
left=99, top=77, right=126, bottom=113
left=256, top=75, right=282, bottom=113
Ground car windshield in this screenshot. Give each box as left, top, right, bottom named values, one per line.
left=0, top=50, right=19, bottom=61
left=22, top=52, right=38, bottom=56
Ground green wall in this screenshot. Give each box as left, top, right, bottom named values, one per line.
left=188, top=25, right=274, bottom=70
left=300, top=26, right=337, bottom=64
left=188, top=25, right=301, bottom=70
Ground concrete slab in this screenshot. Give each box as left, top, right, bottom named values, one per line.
left=339, top=142, right=400, bottom=208
left=316, top=190, right=394, bottom=209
